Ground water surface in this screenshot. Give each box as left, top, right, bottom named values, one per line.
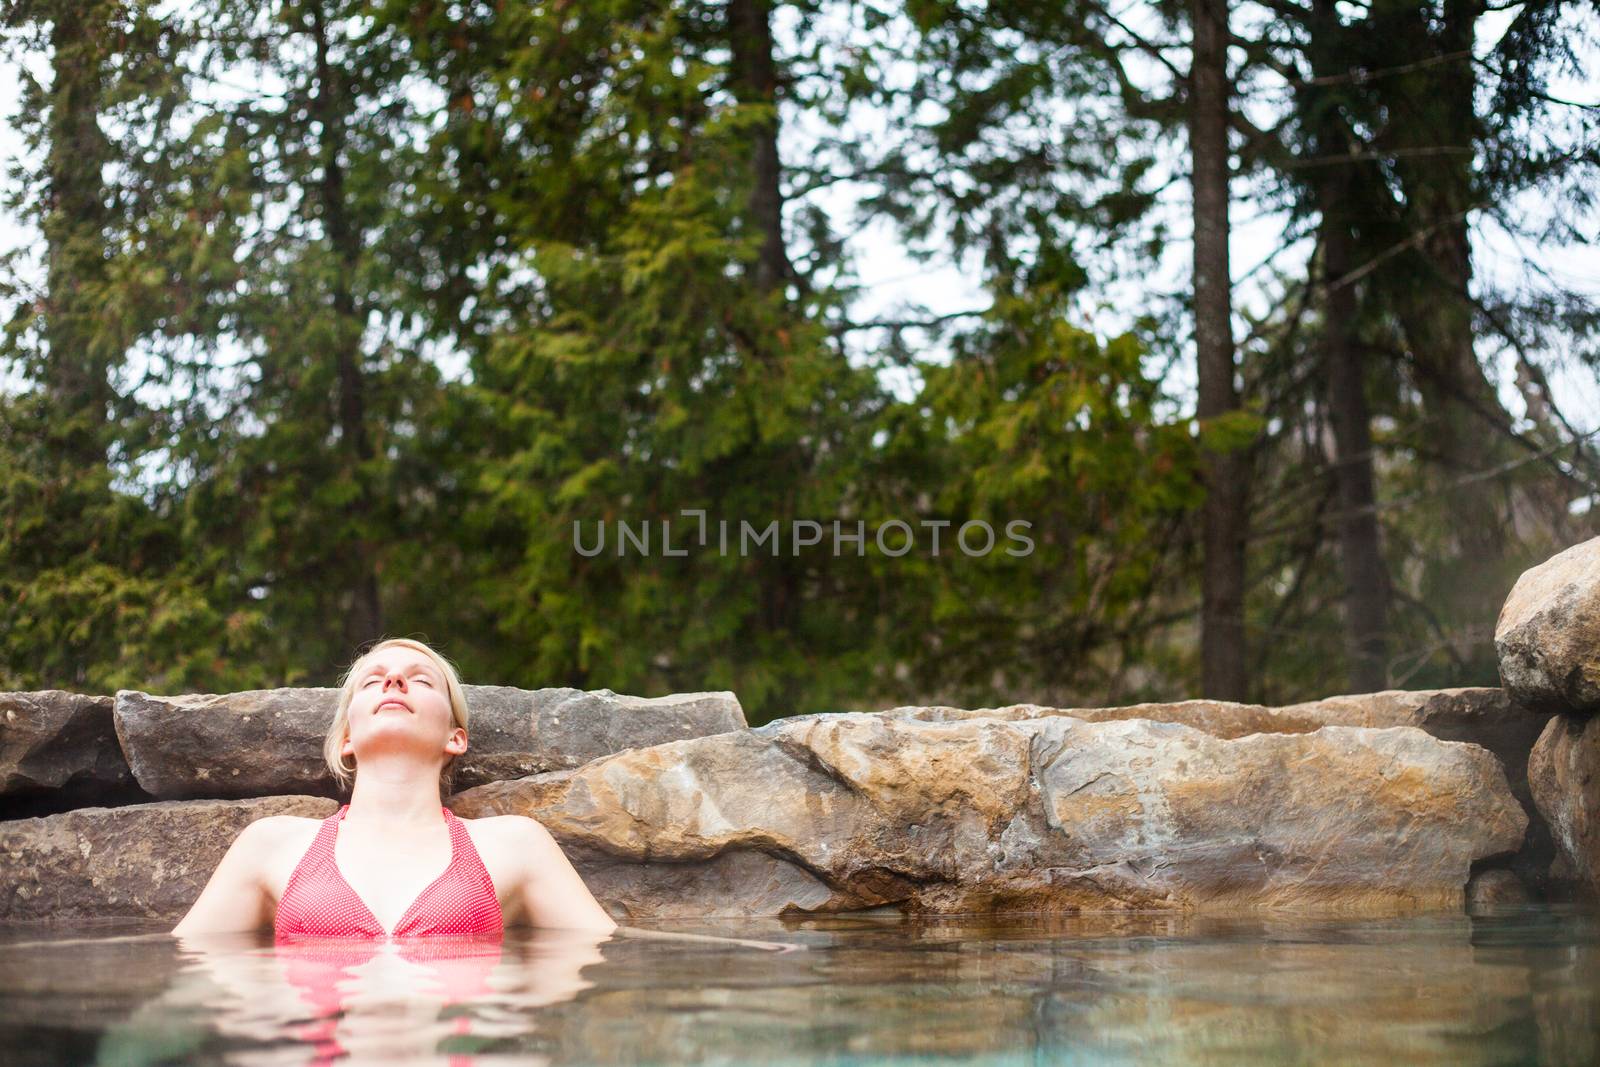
left=1, top=903, right=1597, bottom=1066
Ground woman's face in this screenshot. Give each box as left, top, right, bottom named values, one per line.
left=341, top=646, right=463, bottom=765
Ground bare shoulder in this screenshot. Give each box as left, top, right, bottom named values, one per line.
left=232, top=819, right=321, bottom=876
left=454, top=812, right=560, bottom=865
left=455, top=812, right=555, bottom=843
left=246, top=813, right=326, bottom=899
left=170, top=812, right=334, bottom=935
left=245, top=813, right=324, bottom=848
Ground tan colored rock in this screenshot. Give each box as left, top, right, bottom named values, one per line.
left=1496, top=537, right=1600, bottom=713
left=113, top=686, right=746, bottom=800
left=1281, top=689, right=1558, bottom=892
left=0, top=692, right=150, bottom=815
left=1529, top=712, right=1600, bottom=898
left=883, top=698, right=1314, bottom=735
left=885, top=688, right=1559, bottom=893
left=882, top=687, right=1534, bottom=746
left=451, top=713, right=1527, bottom=917
left=0, top=795, right=336, bottom=922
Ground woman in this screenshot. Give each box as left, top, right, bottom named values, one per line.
left=172, top=637, right=617, bottom=938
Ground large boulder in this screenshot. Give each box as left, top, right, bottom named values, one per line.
left=473, top=688, right=746, bottom=777
left=113, top=686, right=746, bottom=800
left=882, top=688, right=1558, bottom=893
left=449, top=713, right=1527, bottom=918
left=882, top=687, right=1540, bottom=761
left=1496, top=537, right=1600, bottom=714
left=0, top=795, right=336, bottom=922
left=1528, top=712, right=1600, bottom=899
left=113, top=689, right=335, bottom=801
left=0, top=692, right=152, bottom=818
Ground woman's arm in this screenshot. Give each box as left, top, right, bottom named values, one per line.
left=511, top=817, right=620, bottom=934
left=169, top=818, right=279, bottom=936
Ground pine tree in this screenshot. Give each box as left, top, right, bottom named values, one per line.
left=0, top=0, right=233, bottom=691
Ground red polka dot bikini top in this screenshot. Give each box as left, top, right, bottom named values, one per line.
left=274, top=804, right=504, bottom=940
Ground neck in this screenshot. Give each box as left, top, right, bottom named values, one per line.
left=344, top=757, right=447, bottom=829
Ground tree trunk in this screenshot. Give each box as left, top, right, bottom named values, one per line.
left=1190, top=0, right=1249, bottom=700
left=727, top=0, right=792, bottom=294
left=1390, top=0, right=1506, bottom=561
left=1373, top=0, right=1510, bottom=672
left=727, top=0, right=808, bottom=646
left=309, top=3, right=383, bottom=649
left=1309, top=0, right=1388, bottom=693
left=1318, top=183, right=1389, bottom=691
left=42, top=0, right=115, bottom=470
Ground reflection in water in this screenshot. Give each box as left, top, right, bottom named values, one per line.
left=0, top=904, right=1598, bottom=1065
left=164, top=929, right=604, bottom=1066
left=271, top=936, right=508, bottom=1066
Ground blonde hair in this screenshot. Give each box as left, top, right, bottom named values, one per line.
left=324, top=637, right=472, bottom=797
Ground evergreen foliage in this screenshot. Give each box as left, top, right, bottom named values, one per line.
left=2, top=0, right=1595, bottom=716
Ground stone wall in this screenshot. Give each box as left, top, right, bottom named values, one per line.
left=4, top=535, right=1596, bottom=924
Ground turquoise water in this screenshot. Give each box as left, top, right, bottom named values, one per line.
left=1, top=903, right=1597, bottom=1065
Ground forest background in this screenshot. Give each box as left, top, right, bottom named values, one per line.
left=1, top=0, right=1596, bottom=726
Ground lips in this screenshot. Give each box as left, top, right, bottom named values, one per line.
left=376, top=698, right=413, bottom=713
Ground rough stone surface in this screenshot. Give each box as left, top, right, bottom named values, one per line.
left=112, top=686, right=747, bottom=799
left=0, top=692, right=151, bottom=816
left=880, top=687, right=1537, bottom=745
left=882, top=698, right=1316, bottom=734
left=460, top=687, right=747, bottom=781
left=883, top=688, right=1560, bottom=892
left=0, top=795, right=337, bottom=923
left=1529, top=712, right=1600, bottom=900
left=1466, top=868, right=1532, bottom=910
left=450, top=713, right=1527, bottom=918
left=1280, top=689, right=1559, bottom=894
left=113, top=689, right=336, bottom=801
left=1496, top=537, right=1600, bottom=714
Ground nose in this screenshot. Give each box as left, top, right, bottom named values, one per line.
left=382, top=671, right=408, bottom=692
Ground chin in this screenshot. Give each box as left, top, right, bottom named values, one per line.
left=355, top=723, right=441, bottom=748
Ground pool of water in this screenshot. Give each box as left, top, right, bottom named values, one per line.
left=1, top=902, right=1597, bottom=1066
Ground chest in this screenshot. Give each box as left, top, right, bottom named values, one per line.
left=268, top=812, right=505, bottom=940
left=331, top=825, right=457, bottom=927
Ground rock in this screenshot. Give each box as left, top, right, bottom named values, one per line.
left=0, top=795, right=336, bottom=922
left=1496, top=537, right=1600, bottom=713
left=1465, top=868, right=1531, bottom=910
left=882, top=697, right=1305, bottom=734
left=882, top=688, right=1560, bottom=895
left=880, top=687, right=1536, bottom=746
left=565, top=842, right=839, bottom=919
left=1278, top=689, right=1547, bottom=762
left=460, top=688, right=747, bottom=782
left=1528, top=712, right=1600, bottom=899
left=450, top=713, right=1527, bottom=917
left=113, top=686, right=747, bottom=800
left=112, top=689, right=336, bottom=801
left=1281, top=689, right=1559, bottom=895
left=0, top=692, right=151, bottom=817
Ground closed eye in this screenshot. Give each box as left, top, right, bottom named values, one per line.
left=360, top=672, right=434, bottom=687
